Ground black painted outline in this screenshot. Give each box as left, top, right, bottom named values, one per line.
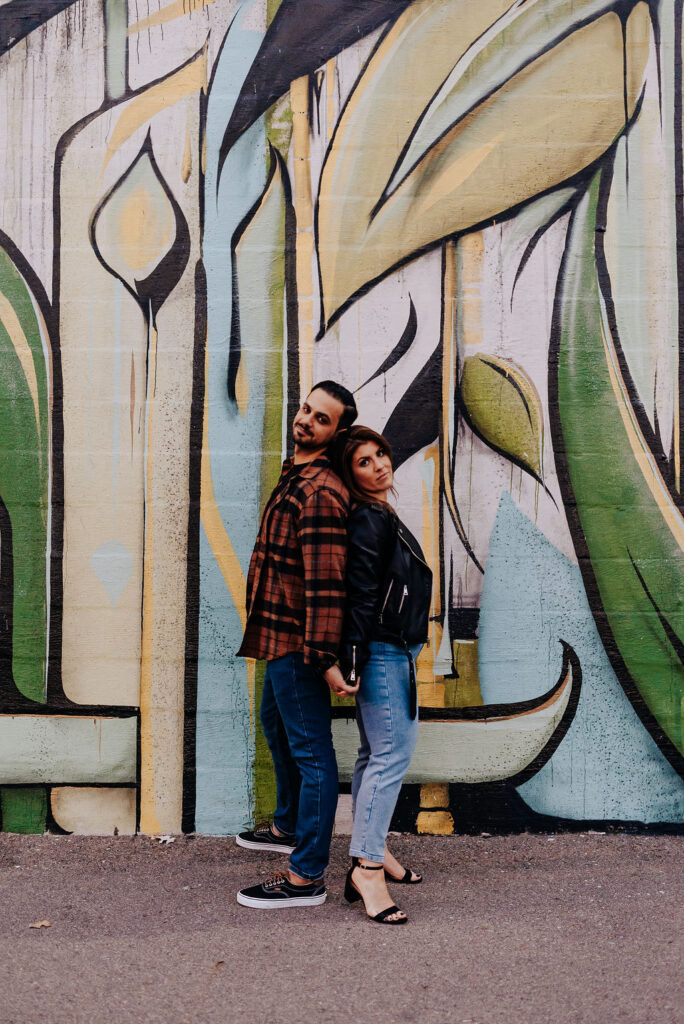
left=331, top=639, right=579, bottom=726
left=628, top=552, right=684, bottom=665
left=371, top=0, right=642, bottom=216
left=0, top=0, right=79, bottom=55
left=0, top=228, right=62, bottom=707
left=216, top=0, right=414, bottom=187
left=89, top=130, right=191, bottom=326
left=457, top=356, right=558, bottom=508
left=180, top=27, right=239, bottom=832
left=227, top=144, right=280, bottom=405
left=181, top=260, right=206, bottom=834
left=547, top=158, right=684, bottom=780
left=355, top=296, right=417, bottom=392
left=594, top=158, right=677, bottom=497
left=510, top=194, right=577, bottom=308
left=673, top=1, right=684, bottom=485
left=47, top=45, right=207, bottom=717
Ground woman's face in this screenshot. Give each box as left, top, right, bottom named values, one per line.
left=351, top=441, right=393, bottom=498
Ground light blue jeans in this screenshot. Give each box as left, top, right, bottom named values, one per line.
left=350, top=642, right=422, bottom=863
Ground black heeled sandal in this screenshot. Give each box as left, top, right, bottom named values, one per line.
left=344, top=860, right=408, bottom=925
left=384, top=866, right=422, bottom=885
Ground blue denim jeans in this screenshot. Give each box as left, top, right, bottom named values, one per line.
left=260, top=652, right=338, bottom=881
left=350, top=642, right=422, bottom=863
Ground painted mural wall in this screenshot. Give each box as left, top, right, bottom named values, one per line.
left=1, top=0, right=682, bottom=836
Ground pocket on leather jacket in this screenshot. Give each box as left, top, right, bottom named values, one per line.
left=379, top=575, right=409, bottom=628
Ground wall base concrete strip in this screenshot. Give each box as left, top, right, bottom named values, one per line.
left=0, top=715, right=137, bottom=784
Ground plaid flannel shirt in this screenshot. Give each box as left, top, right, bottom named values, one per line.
left=237, top=454, right=349, bottom=670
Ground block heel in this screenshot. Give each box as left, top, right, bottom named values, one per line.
left=344, top=860, right=407, bottom=924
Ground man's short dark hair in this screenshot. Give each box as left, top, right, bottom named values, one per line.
left=310, top=380, right=358, bottom=430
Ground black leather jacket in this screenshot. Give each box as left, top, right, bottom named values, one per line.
left=339, top=503, right=432, bottom=682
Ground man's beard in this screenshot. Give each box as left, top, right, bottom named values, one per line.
left=292, top=425, right=324, bottom=450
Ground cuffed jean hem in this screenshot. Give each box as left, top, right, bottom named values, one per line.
left=273, top=818, right=298, bottom=838
left=348, top=850, right=384, bottom=863
left=288, top=865, right=324, bottom=882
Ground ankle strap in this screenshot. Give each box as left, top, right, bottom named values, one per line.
left=355, top=861, right=383, bottom=871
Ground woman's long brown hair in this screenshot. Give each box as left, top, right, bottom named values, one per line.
left=334, top=425, right=396, bottom=506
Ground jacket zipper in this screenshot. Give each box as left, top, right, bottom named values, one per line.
left=398, top=585, right=408, bottom=613
left=350, top=645, right=356, bottom=683
left=379, top=579, right=394, bottom=622
left=398, top=530, right=431, bottom=570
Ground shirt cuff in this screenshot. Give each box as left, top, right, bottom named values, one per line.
left=303, top=647, right=337, bottom=672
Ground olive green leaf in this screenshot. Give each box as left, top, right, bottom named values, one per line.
left=317, top=0, right=651, bottom=327
left=0, top=245, right=50, bottom=702
left=555, top=171, right=684, bottom=759
left=459, top=354, right=544, bottom=485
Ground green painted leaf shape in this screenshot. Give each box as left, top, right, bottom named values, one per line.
left=0, top=246, right=50, bottom=702
left=460, top=354, right=543, bottom=482
left=556, top=172, right=684, bottom=760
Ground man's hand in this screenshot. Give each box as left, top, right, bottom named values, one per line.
left=324, top=664, right=360, bottom=696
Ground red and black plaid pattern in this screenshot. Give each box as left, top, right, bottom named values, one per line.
left=238, top=456, right=349, bottom=669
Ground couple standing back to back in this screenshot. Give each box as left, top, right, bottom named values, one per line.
left=235, top=380, right=432, bottom=925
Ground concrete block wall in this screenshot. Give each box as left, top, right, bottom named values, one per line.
left=0, top=0, right=682, bottom=835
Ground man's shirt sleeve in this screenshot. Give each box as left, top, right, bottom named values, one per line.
left=296, top=486, right=348, bottom=670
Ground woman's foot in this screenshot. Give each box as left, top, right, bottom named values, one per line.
left=349, top=860, right=407, bottom=923
left=383, top=846, right=422, bottom=884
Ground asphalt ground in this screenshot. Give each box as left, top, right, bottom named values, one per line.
left=0, top=832, right=681, bottom=1024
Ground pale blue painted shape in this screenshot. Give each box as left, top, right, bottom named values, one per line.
left=91, top=540, right=134, bottom=607
left=478, top=492, right=684, bottom=823
left=196, top=1, right=268, bottom=834
left=104, top=0, right=128, bottom=101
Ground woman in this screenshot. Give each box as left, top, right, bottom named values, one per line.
left=327, top=425, right=432, bottom=924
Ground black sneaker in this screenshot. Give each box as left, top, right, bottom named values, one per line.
left=235, top=822, right=296, bottom=854
left=237, top=871, right=327, bottom=909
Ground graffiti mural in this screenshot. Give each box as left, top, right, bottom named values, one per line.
left=0, top=0, right=682, bottom=836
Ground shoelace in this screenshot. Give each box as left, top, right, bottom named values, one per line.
left=252, top=821, right=274, bottom=836
left=263, top=871, right=289, bottom=890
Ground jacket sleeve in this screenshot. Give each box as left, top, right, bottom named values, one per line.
left=296, top=486, right=348, bottom=670
left=338, top=505, right=393, bottom=679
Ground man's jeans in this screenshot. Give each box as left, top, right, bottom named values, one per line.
left=260, top=653, right=338, bottom=881
left=350, top=642, right=422, bottom=863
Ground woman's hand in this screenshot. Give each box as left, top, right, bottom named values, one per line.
left=324, top=664, right=360, bottom=696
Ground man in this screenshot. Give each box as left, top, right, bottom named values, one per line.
left=235, top=381, right=360, bottom=908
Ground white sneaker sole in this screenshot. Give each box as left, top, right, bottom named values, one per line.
left=235, top=836, right=296, bottom=854
left=236, top=891, right=327, bottom=909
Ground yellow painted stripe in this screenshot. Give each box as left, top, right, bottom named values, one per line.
left=599, top=301, right=684, bottom=553
left=102, top=49, right=207, bottom=176
left=291, top=76, right=314, bottom=393
left=441, top=241, right=470, bottom=549
left=0, top=291, right=41, bottom=434
left=139, top=323, right=163, bottom=836
left=128, top=0, right=216, bottom=36
left=326, top=58, right=336, bottom=141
